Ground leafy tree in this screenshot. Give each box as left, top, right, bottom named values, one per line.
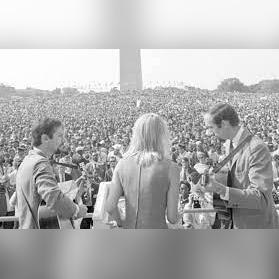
left=217, top=78, right=247, bottom=92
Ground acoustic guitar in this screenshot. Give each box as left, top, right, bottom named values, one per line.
left=38, top=160, right=84, bottom=229
left=189, top=135, right=252, bottom=213
left=190, top=135, right=252, bottom=186
left=38, top=180, right=82, bottom=229
left=38, top=204, right=78, bottom=229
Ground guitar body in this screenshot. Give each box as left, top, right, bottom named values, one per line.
left=36, top=165, right=83, bottom=229
left=214, top=167, right=229, bottom=186
left=191, top=135, right=252, bottom=220
left=38, top=205, right=76, bottom=229
left=38, top=205, right=60, bottom=229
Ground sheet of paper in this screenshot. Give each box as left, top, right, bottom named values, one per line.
left=93, top=182, right=110, bottom=222
left=58, top=180, right=78, bottom=201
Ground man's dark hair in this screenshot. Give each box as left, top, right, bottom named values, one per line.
left=182, top=157, right=189, bottom=163
left=208, top=103, right=239, bottom=128
left=31, top=118, right=62, bottom=147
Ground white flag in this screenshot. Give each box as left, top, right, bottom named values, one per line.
left=136, top=99, right=141, bottom=108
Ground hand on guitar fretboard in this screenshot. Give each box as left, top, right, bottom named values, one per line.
left=189, top=170, right=201, bottom=185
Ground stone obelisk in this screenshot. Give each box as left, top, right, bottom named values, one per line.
left=120, top=48, right=142, bottom=92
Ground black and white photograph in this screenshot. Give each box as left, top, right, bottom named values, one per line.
left=1, top=1, right=279, bottom=279
left=1, top=49, right=279, bottom=230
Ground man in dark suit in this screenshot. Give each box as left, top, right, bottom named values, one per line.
left=16, top=118, right=87, bottom=229
left=203, top=103, right=279, bottom=229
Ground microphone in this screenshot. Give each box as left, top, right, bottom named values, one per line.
left=50, top=159, right=78, bottom=169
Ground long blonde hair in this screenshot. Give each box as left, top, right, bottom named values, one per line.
left=125, top=113, right=171, bottom=167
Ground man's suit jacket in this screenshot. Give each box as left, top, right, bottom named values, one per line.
left=16, top=149, right=77, bottom=229
left=224, top=127, right=279, bottom=229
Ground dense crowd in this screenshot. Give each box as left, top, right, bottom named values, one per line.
left=1, top=87, right=279, bottom=228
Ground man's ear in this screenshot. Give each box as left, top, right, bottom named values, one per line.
left=221, top=120, right=230, bottom=128
left=41, top=134, right=49, bottom=143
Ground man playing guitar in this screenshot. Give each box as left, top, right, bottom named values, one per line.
left=16, top=118, right=88, bottom=229
left=202, top=103, right=279, bottom=229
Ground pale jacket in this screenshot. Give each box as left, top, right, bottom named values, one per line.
left=223, top=127, right=279, bottom=228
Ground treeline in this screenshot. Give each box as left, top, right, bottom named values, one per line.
left=1, top=78, right=279, bottom=97
left=0, top=84, right=80, bottom=97
left=216, top=78, right=279, bottom=93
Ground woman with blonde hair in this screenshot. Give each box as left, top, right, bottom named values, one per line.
left=105, top=113, right=180, bottom=229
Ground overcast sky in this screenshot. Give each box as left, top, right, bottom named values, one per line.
left=0, top=49, right=279, bottom=91
left=141, top=49, right=279, bottom=90
left=0, top=49, right=119, bottom=90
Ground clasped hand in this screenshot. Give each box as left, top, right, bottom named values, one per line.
left=202, top=172, right=226, bottom=196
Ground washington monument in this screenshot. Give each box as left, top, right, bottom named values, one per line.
left=120, top=49, right=142, bottom=91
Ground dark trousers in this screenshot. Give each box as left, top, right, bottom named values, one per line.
left=80, top=206, right=93, bottom=229
left=0, top=191, right=7, bottom=228
left=3, top=211, right=17, bottom=229
left=212, top=213, right=232, bottom=229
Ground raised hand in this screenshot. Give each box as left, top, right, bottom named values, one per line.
left=75, top=175, right=87, bottom=199
left=204, top=173, right=226, bottom=196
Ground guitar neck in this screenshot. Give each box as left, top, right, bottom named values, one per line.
left=213, top=157, right=231, bottom=174
left=213, top=135, right=252, bottom=174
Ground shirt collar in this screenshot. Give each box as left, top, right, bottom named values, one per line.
left=33, top=147, right=48, bottom=158
left=231, top=126, right=244, bottom=148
